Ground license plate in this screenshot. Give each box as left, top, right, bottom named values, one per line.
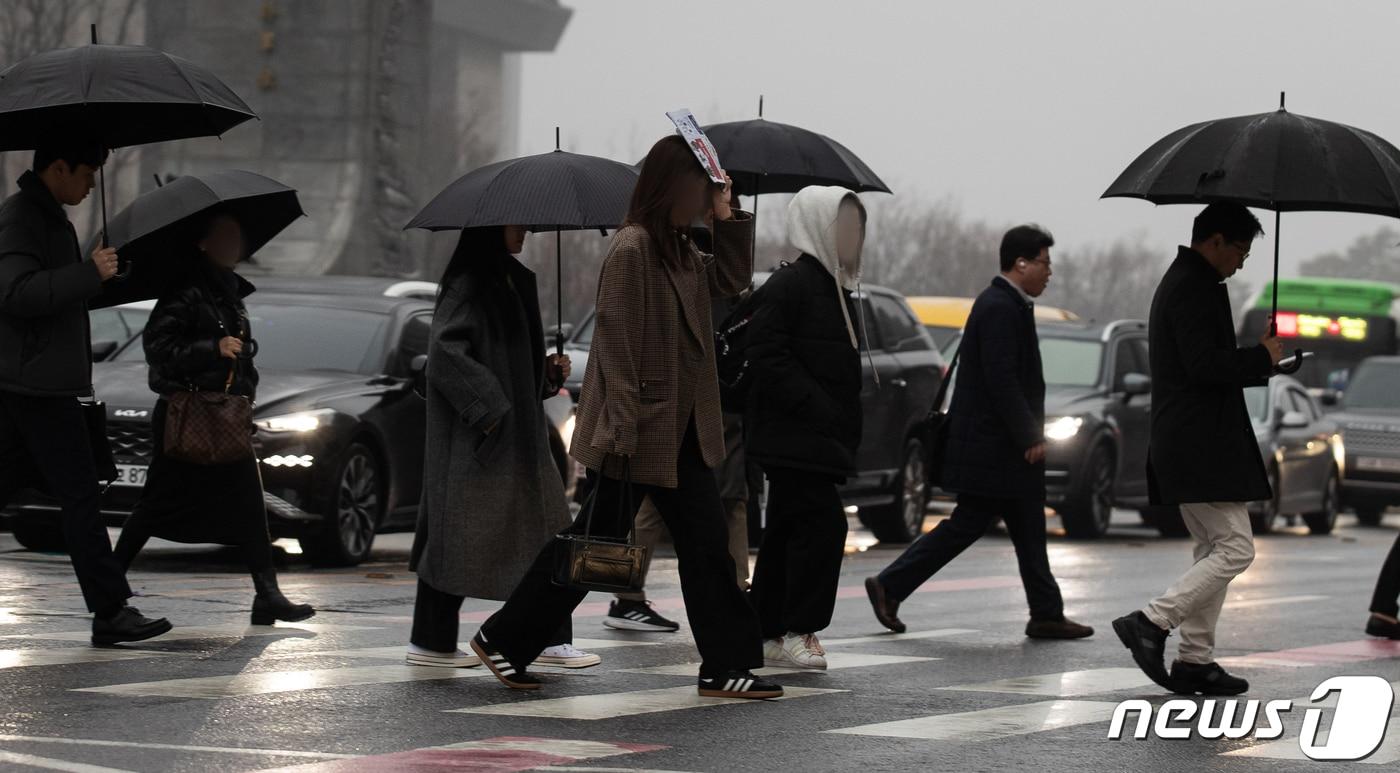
left=1356, top=456, right=1400, bottom=472
left=111, top=464, right=148, bottom=488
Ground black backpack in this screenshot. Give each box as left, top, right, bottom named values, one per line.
left=714, top=262, right=790, bottom=413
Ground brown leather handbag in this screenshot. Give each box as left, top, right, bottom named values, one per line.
left=163, top=308, right=255, bottom=465
left=551, top=460, right=649, bottom=593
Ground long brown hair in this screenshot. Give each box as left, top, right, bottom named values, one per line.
left=623, top=134, right=707, bottom=269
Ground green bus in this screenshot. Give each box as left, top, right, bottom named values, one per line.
left=1238, top=277, right=1400, bottom=390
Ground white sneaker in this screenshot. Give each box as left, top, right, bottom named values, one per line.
left=780, top=632, right=827, bottom=670
left=535, top=643, right=602, bottom=669
left=763, top=637, right=788, bottom=667
left=405, top=643, right=481, bottom=668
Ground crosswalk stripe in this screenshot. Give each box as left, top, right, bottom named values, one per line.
left=0, top=748, right=137, bottom=772
left=288, top=637, right=657, bottom=663
left=1220, top=638, right=1400, bottom=669
left=73, top=664, right=493, bottom=699
left=1222, top=594, right=1328, bottom=610
left=826, top=699, right=1120, bottom=741
left=0, top=648, right=191, bottom=670
left=1221, top=717, right=1400, bottom=764
left=1, top=622, right=378, bottom=643
left=0, top=734, right=354, bottom=759
left=821, top=629, right=979, bottom=647
left=624, top=652, right=937, bottom=677
left=937, top=668, right=1154, bottom=697
left=255, top=736, right=668, bottom=773
left=448, top=686, right=845, bottom=720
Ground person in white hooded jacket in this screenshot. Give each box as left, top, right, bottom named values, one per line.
left=743, top=185, right=868, bottom=669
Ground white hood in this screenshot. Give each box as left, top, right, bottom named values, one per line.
left=786, top=185, right=864, bottom=291
left=787, top=185, right=866, bottom=349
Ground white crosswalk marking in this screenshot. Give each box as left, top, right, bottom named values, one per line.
left=1223, top=594, right=1328, bottom=610
left=449, top=686, right=845, bottom=720
left=937, top=668, right=1154, bottom=697
left=296, top=637, right=659, bottom=662
left=1223, top=717, right=1400, bottom=764
left=0, top=648, right=189, bottom=670
left=827, top=699, right=1120, bottom=741
left=1, top=622, right=378, bottom=643
left=0, top=748, right=137, bottom=772
left=624, top=652, right=937, bottom=677
left=821, top=629, right=979, bottom=647
left=73, top=664, right=492, bottom=699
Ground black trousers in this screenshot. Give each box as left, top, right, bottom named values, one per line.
left=877, top=492, right=1064, bottom=622
left=750, top=468, right=847, bottom=638
left=482, top=420, right=764, bottom=678
left=0, top=392, right=130, bottom=615
left=1370, top=531, right=1400, bottom=618
left=410, top=578, right=571, bottom=653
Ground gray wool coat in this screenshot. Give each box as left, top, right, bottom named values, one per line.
left=410, top=250, right=570, bottom=601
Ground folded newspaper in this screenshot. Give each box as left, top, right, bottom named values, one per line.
left=667, top=108, right=726, bottom=184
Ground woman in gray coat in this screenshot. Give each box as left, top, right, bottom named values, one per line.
left=407, top=225, right=598, bottom=669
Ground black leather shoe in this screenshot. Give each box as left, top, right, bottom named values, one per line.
left=1026, top=618, right=1095, bottom=639
left=1365, top=615, right=1400, bottom=640
left=1170, top=660, right=1249, bottom=696
left=251, top=594, right=315, bottom=625
left=1112, top=611, right=1172, bottom=690
left=91, top=606, right=172, bottom=646
left=865, top=577, right=906, bottom=634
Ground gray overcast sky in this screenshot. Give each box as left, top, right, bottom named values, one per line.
left=517, top=0, right=1400, bottom=290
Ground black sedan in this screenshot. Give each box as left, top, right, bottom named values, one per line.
left=6, top=290, right=575, bottom=566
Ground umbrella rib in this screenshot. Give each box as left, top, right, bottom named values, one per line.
left=158, top=50, right=217, bottom=134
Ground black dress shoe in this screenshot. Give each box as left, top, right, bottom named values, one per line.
left=865, top=577, right=906, bottom=634
left=91, top=606, right=172, bottom=646
left=1026, top=618, right=1095, bottom=639
left=1112, top=611, right=1172, bottom=690
left=251, top=594, right=315, bottom=625
left=1170, top=660, right=1249, bottom=696
left=1365, top=615, right=1400, bottom=640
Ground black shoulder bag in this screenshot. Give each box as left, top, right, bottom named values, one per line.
left=551, top=460, right=650, bottom=593
left=914, top=344, right=961, bottom=487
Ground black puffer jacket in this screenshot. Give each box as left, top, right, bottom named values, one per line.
left=0, top=170, right=103, bottom=397
left=143, top=266, right=258, bottom=399
left=744, top=254, right=863, bottom=479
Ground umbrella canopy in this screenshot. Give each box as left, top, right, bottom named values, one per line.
left=0, top=43, right=256, bottom=150
left=1102, top=104, right=1400, bottom=216
left=405, top=149, right=638, bottom=232
left=89, top=170, right=303, bottom=308
left=702, top=118, right=891, bottom=195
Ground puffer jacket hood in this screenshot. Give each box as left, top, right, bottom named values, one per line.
left=786, top=185, right=866, bottom=349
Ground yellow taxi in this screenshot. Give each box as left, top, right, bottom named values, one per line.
left=907, top=295, right=1080, bottom=350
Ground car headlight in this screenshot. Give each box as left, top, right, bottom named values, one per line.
left=255, top=409, right=335, bottom=434
left=563, top=414, right=576, bottom=453
left=1044, top=416, right=1084, bottom=442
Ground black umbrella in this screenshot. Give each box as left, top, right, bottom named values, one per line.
left=89, top=170, right=303, bottom=309
left=406, top=129, right=639, bottom=354
left=0, top=26, right=257, bottom=253
left=1102, top=93, right=1400, bottom=343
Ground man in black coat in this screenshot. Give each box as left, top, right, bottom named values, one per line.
left=0, top=138, right=172, bottom=644
left=865, top=225, right=1093, bottom=640
left=1113, top=202, right=1282, bottom=697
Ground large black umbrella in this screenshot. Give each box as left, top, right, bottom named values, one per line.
left=89, top=170, right=303, bottom=308
left=406, top=130, right=638, bottom=354
left=703, top=100, right=891, bottom=196
left=1102, top=94, right=1400, bottom=344
left=0, top=26, right=257, bottom=254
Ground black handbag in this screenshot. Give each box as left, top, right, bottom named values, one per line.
left=551, top=461, right=650, bottom=593
left=914, top=345, right=961, bottom=487
left=81, top=399, right=118, bottom=485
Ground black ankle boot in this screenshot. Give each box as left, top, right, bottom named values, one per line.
left=250, top=569, right=315, bottom=625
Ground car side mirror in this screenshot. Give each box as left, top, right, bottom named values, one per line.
left=409, top=354, right=428, bottom=397
left=1319, top=389, right=1340, bottom=407
left=1121, top=372, right=1151, bottom=397
left=1279, top=409, right=1310, bottom=429
left=91, top=340, right=118, bottom=362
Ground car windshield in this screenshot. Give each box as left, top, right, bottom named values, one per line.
left=116, top=303, right=390, bottom=374
left=1039, top=338, right=1103, bottom=387
left=1343, top=361, right=1400, bottom=411
left=570, top=314, right=595, bottom=347
left=924, top=325, right=960, bottom=349
left=1243, top=386, right=1269, bottom=423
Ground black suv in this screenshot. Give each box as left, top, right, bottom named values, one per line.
left=1327, top=355, right=1400, bottom=526
left=562, top=278, right=946, bottom=543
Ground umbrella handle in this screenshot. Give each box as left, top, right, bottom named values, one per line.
left=1276, top=348, right=1305, bottom=375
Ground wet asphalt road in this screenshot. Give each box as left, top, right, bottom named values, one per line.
left=1, top=508, right=1398, bottom=772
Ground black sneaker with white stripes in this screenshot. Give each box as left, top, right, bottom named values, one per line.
left=604, top=599, right=681, bottom=632
left=470, top=631, right=541, bottom=691
left=697, top=670, right=784, bottom=699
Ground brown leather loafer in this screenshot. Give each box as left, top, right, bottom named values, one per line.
left=865, top=577, right=906, bottom=633
left=1026, top=617, right=1095, bottom=639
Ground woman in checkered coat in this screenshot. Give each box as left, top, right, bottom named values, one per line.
left=470, top=134, right=781, bottom=700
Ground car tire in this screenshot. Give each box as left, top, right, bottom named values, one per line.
left=1061, top=442, right=1115, bottom=539
left=1354, top=504, right=1386, bottom=527
left=1141, top=504, right=1189, bottom=538
left=1249, top=466, right=1282, bottom=535
left=10, top=515, right=66, bottom=553
left=861, top=438, right=928, bottom=544
left=1303, top=468, right=1340, bottom=536
left=301, top=442, right=383, bottom=567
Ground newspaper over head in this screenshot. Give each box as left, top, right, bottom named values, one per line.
left=667, top=108, right=726, bottom=184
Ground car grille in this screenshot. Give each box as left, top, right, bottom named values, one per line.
left=108, top=420, right=154, bottom=464
left=1344, top=427, right=1400, bottom=452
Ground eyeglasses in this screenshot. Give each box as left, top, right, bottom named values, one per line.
left=1229, top=241, right=1252, bottom=259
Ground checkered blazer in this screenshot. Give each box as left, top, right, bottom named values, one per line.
left=570, top=212, right=755, bottom=488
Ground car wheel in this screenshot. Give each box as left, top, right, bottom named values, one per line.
left=1249, top=466, right=1282, bottom=535
left=861, top=438, right=928, bottom=544
left=1141, top=504, right=1189, bottom=538
left=301, top=442, right=382, bottom=567
left=1355, top=504, right=1386, bottom=527
left=10, top=514, right=66, bottom=553
left=1303, top=468, right=1340, bottom=535
left=1061, top=443, right=1114, bottom=539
